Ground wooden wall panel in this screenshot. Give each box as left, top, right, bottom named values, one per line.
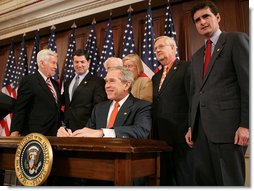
left=0, top=0, right=249, bottom=86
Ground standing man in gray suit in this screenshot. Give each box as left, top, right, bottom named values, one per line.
left=185, top=1, right=249, bottom=186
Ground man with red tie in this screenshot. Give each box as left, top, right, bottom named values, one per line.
left=10, top=49, right=61, bottom=136
left=57, top=66, right=151, bottom=138
left=185, top=1, right=249, bottom=186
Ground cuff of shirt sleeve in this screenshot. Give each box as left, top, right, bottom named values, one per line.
left=102, top=128, right=116, bottom=138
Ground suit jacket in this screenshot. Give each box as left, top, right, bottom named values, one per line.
left=190, top=32, right=249, bottom=143
left=63, top=73, right=107, bottom=131
left=10, top=71, right=61, bottom=136
left=86, top=94, right=152, bottom=138
left=152, top=60, right=190, bottom=145
left=0, top=92, right=16, bottom=120
left=131, top=77, right=153, bottom=103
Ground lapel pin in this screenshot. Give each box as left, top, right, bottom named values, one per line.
left=174, top=67, right=177, bottom=70
left=217, top=48, right=220, bottom=52
left=124, top=112, right=127, bottom=115
left=84, top=81, right=87, bottom=84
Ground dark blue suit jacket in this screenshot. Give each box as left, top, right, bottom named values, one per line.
left=86, top=94, right=152, bottom=138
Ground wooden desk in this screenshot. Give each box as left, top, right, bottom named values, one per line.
left=0, top=137, right=171, bottom=186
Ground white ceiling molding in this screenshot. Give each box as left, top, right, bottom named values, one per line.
left=0, top=0, right=145, bottom=40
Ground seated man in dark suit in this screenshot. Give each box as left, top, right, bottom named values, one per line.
left=57, top=66, right=152, bottom=138
left=56, top=66, right=151, bottom=186
left=0, top=92, right=15, bottom=120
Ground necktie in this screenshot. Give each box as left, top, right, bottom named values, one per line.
left=107, top=102, right=119, bottom=128
left=46, top=78, right=57, bottom=103
left=159, top=65, right=170, bottom=90
left=72, top=75, right=79, bottom=96
left=203, top=39, right=212, bottom=76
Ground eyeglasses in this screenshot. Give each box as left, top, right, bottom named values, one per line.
left=124, top=64, right=136, bottom=69
left=154, top=44, right=170, bottom=52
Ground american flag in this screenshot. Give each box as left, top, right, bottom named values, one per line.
left=12, top=37, right=28, bottom=90
left=0, top=42, right=16, bottom=136
left=141, top=6, right=158, bottom=79
left=164, top=2, right=179, bottom=59
left=121, top=12, right=136, bottom=58
left=85, top=23, right=99, bottom=76
left=97, top=16, right=115, bottom=78
left=48, top=26, right=59, bottom=81
left=28, top=31, right=40, bottom=74
left=63, top=28, right=76, bottom=82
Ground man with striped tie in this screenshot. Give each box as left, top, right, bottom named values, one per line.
left=10, top=49, right=61, bottom=136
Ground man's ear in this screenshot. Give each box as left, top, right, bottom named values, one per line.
left=216, top=13, right=221, bottom=23
left=124, top=81, right=131, bottom=91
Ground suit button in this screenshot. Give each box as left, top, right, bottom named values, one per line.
left=200, top=91, right=203, bottom=94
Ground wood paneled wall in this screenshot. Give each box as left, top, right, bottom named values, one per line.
left=0, top=0, right=248, bottom=85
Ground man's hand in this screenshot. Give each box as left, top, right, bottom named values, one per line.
left=72, top=127, right=103, bottom=137
left=10, top=131, right=20, bottom=137
left=234, top=127, right=249, bottom=146
left=57, top=126, right=72, bottom=137
left=185, top=128, right=194, bottom=148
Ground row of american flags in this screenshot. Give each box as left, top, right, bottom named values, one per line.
left=0, top=3, right=178, bottom=136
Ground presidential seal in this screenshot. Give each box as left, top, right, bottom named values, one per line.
left=15, top=133, right=53, bottom=186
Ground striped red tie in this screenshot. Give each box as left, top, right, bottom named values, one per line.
left=46, top=78, right=57, bottom=103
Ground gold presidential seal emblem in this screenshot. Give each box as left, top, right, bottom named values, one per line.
left=15, top=133, right=53, bottom=186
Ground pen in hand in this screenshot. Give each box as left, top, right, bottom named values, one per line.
left=61, top=121, right=72, bottom=136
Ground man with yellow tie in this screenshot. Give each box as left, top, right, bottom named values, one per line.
left=152, top=36, right=192, bottom=185
left=58, top=66, right=152, bottom=139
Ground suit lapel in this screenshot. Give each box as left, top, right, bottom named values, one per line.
left=72, top=73, right=91, bottom=100
left=201, top=33, right=225, bottom=87
left=159, top=60, right=179, bottom=94
left=154, top=69, right=163, bottom=95
left=101, top=101, right=112, bottom=127
left=65, top=78, right=72, bottom=103
left=35, top=72, right=57, bottom=105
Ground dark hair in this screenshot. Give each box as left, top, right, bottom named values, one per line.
left=191, top=1, right=219, bottom=22
left=73, top=49, right=90, bottom=61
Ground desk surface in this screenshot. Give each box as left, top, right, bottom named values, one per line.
left=0, top=137, right=171, bottom=153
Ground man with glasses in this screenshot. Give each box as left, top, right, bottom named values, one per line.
left=152, top=36, right=192, bottom=185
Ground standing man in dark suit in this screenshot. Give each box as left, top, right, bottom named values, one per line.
left=152, top=36, right=192, bottom=185
left=185, top=1, right=249, bottom=185
left=58, top=66, right=151, bottom=139
left=10, top=49, right=61, bottom=136
left=60, top=49, right=107, bottom=132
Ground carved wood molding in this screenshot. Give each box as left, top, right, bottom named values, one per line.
left=0, top=0, right=144, bottom=40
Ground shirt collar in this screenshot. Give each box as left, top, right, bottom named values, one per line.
left=112, top=94, right=130, bottom=108
left=38, top=70, right=47, bottom=81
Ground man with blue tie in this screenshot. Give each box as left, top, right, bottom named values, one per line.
left=59, top=49, right=107, bottom=132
